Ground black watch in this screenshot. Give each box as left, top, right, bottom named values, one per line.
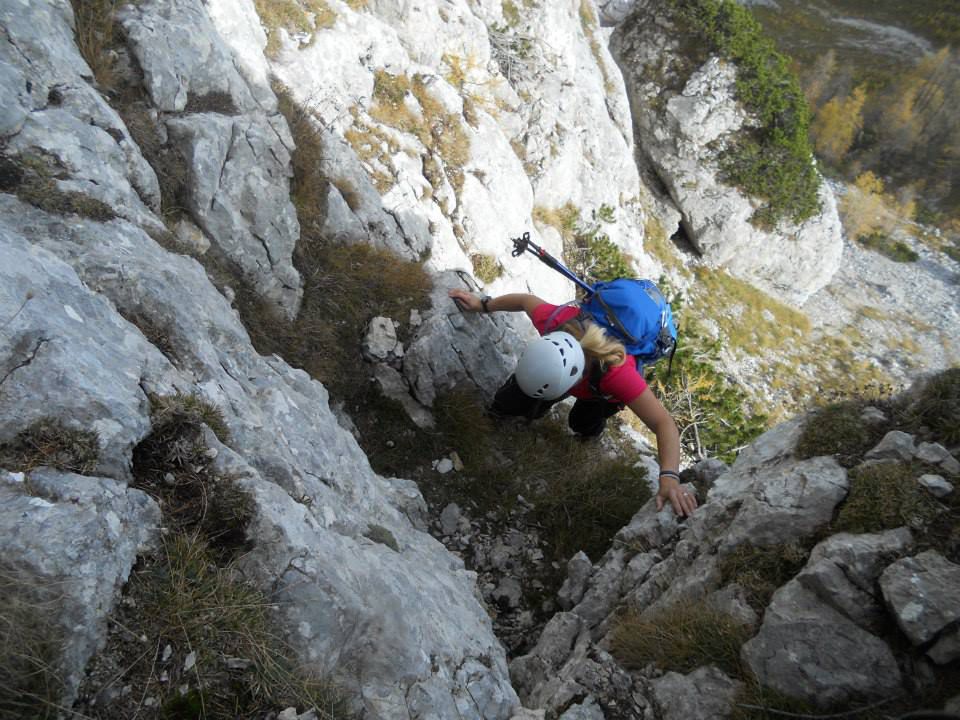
left=480, top=295, right=492, bottom=313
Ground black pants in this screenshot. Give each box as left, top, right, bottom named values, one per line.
left=490, top=375, right=623, bottom=437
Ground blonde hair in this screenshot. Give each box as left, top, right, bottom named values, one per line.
left=560, top=319, right=626, bottom=368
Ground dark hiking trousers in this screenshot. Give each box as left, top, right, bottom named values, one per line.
left=490, top=374, right=623, bottom=437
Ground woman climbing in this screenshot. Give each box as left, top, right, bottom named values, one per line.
left=448, top=288, right=697, bottom=519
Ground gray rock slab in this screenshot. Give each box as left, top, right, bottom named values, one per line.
left=611, top=15, right=842, bottom=305
left=919, top=474, right=954, bottom=498
left=557, top=696, right=604, bottom=720
left=865, top=430, right=917, bottom=462
left=651, top=666, right=742, bottom=720
left=3, top=199, right=518, bottom=719
left=880, top=550, right=960, bottom=648
left=916, top=442, right=960, bottom=476
left=166, top=113, right=303, bottom=317
left=720, top=456, right=848, bottom=552
left=0, top=468, right=159, bottom=706
left=797, top=528, right=913, bottom=631
left=0, top=220, right=171, bottom=480
left=742, top=580, right=902, bottom=707
left=558, top=551, right=593, bottom=610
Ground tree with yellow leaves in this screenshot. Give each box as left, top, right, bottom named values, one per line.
left=811, top=84, right=868, bottom=166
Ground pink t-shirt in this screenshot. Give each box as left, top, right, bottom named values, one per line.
left=530, top=303, right=648, bottom=404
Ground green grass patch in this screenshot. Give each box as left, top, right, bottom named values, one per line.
left=667, top=0, right=821, bottom=227
left=610, top=599, right=753, bottom=677
left=424, top=389, right=652, bottom=561
left=690, top=266, right=811, bottom=353
left=718, top=541, right=810, bottom=611
left=795, top=400, right=890, bottom=467
left=902, top=367, right=960, bottom=446
left=533, top=203, right=633, bottom=283
left=857, top=232, right=919, bottom=263
left=833, top=461, right=942, bottom=535
left=0, top=418, right=100, bottom=475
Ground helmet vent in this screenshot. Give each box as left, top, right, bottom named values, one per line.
left=569, top=365, right=579, bottom=376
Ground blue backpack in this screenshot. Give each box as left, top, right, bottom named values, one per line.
left=581, top=279, right=678, bottom=367
left=546, top=278, right=678, bottom=381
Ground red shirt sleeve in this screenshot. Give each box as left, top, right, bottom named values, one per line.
left=530, top=303, right=579, bottom=335
left=598, top=356, right=648, bottom=404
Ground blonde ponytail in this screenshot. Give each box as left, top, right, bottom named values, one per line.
left=561, top=319, right=626, bottom=368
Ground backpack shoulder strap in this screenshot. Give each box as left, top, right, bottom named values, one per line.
left=543, top=301, right=579, bottom=333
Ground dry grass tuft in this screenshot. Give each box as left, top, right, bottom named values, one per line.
left=78, top=534, right=351, bottom=718
left=719, top=541, right=810, bottom=611
left=2, top=153, right=116, bottom=222
left=254, top=0, right=337, bottom=57
left=0, top=563, right=66, bottom=720
left=69, top=0, right=120, bottom=89
left=610, top=599, right=753, bottom=677
left=903, top=367, right=960, bottom=446
left=470, top=253, right=502, bottom=284
left=0, top=418, right=100, bottom=475
left=274, top=81, right=330, bottom=235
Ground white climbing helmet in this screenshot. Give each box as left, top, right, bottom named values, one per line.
left=515, top=331, right=585, bottom=401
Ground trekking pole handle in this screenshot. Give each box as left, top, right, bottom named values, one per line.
left=510, top=231, right=596, bottom=295
left=511, top=231, right=532, bottom=257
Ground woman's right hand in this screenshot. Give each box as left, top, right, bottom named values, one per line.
left=448, top=288, right=483, bottom=312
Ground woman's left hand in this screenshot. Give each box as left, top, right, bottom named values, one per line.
left=656, top=476, right=698, bottom=518
left=448, top=288, right=483, bottom=312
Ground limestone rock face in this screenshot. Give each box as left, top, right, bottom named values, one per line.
left=0, top=0, right=163, bottom=229
left=610, top=2, right=843, bottom=305
left=0, top=194, right=518, bottom=717
left=0, top=469, right=159, bottom=706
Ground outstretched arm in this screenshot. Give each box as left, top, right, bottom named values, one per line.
left=448, top=289, right=545, bottom=320
left=627, top=388, right=697, bottom=518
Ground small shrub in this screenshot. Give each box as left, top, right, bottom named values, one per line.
left=834, top=461, right=942, bottom=535
left=502, top=0, right=521, bottom=26
left=0, top=563, right=65, bottom=719
left=610, top=599, right=752, bottom=677
left=795, top=400, right=889, bottom=467
left=0, top=418, right=100, bottom=475
left=470, top=253, right=503, bottom=284
left=649, top=318, right=769, bottom=463
left=857, top=232, right=919, bottom=263
left=719, top=541, right=810, bottom=611
left=584, top=234, right=633, bottom=282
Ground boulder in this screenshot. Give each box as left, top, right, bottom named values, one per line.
left=742, top=580, right=902, bottom=707
left=880, top=551, right=960, bottom=656
left=720, top=456, right=848, bottom=552
left=797, top=529, right=914, bottom=632
left=865, top=430, right=917, bottom=462
left=651, top=666, right=742, bottom=720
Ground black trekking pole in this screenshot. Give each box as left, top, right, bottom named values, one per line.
left=511, top=232, right=595, bottom=296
